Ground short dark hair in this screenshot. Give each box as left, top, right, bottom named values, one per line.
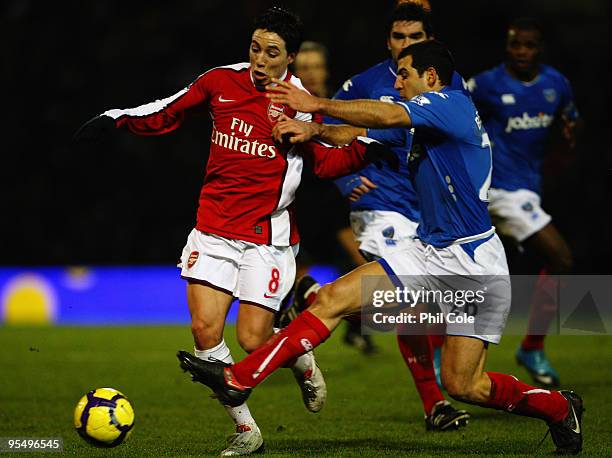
left=387, top=2, right=434, bottom=37
left=398, top=40, right=454, bottom=86
left=253, top=7, right=304, bottom=55
left=508, top=17, right=543, bottom=36
left=298, top=41, right=329, bottom=64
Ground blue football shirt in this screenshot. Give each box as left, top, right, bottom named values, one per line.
left=372, top=87, right=495, bottom=248
left=329, top=58, right=469, bottom=223
left=468, top=64, right=579, bottom=193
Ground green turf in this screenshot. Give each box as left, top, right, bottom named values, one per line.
left=0, top=326, right=610, bottom=456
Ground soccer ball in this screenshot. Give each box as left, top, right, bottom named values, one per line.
left=73, top=388, right=135, bottom=447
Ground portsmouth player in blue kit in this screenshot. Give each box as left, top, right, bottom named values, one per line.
left=468, top=18, right=581, bottom=388
left=285, top=2, right=471, bottom=431
left=178, top=41, right=584, bottom=455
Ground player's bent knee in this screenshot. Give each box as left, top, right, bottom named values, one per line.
left=443, top=381, right=471, bottom=402
left=191, top=318, right=223, bottom=347
left=237, top=332, right=269, bottom=354
left=441, top=372, right=474, bottom=402
left=312, top=282, right=351, bottom=319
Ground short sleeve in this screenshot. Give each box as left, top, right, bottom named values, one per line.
left=365, top=127, right=407, bottom=147
left=395, top=92, right=456, bottom=136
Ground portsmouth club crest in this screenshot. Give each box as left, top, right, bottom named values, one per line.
left=267, top=101, right=285, bottom=122
left=543, top=88, right=557, bottom=103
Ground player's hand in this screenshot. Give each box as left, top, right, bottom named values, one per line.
left=272, top=114, right=320, bottom=144
left=363, top=142, right=400, bottom=171
left=349, top=176, right=378, bottom=202
left=560, top=115, right=577, bottom=150
left=266, top=79, right=322, bottom=113
left=73, top=115, right=116, bottom=142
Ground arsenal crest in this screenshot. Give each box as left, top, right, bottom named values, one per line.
left=187, top=251, right=199, bottom=268
left=267, top=101, right=285, bottom=122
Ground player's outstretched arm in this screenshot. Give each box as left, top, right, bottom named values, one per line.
left=300, top=138, right=399, bottom=180
left=272, top=115, right=365, bottom=146
left=75, top=73, right=212, bottom=140
left=272, top=114, right=320, bottom=144
left=317, top=124, right=365, bottom=146
left=267, top=78, right=411, bottom=128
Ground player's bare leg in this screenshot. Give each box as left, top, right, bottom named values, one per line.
left=441, top=335, right=583, bottom=454
left=237, top=302, right=327, bottom=413
left=179, top=262, right=583, bottom=454
left=177, top=261, right=390, bottom=399
left=235, top=302, right=276, bottom=353
left=183, top=261, right=391, bottom=393
left=186, top=282, right=263, bottom=456
left=524, top=223, right=573, bottom=275
left=188, top=282, right=233, bottom=350
left=336, top=227, right=378, bottom=353
left=518, top=223, right=573, bottom=387
left=270, top=266, right=468, bottom=430
left=439, top=336, right=490, bottom=404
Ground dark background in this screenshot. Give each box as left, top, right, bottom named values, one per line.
left=2, top=0, right=611, bottom=271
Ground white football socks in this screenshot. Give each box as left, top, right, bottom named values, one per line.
left=195, top=341, right=256, bottom=428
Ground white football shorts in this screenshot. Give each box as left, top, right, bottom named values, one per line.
left=179, top=229, right=297, bottom=312
left=379, top=231, right=511, bottom=344
left=488, top=188, right=551, bottom=242
left=350, top=210, right=418, bottom=260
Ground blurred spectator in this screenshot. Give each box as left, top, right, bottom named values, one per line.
left=293, top=41, right=330, bottom=97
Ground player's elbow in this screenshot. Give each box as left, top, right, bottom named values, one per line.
left=367, top=104, right=410, bottom=128
left=385, top=108, right=410, bottom=128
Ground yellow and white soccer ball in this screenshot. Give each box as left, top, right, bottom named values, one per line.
left=74, top=388, right=135, bottom=447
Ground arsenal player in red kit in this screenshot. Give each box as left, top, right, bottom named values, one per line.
left=75, top=7, right=388, bottom=456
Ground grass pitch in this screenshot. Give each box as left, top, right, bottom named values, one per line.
left=0, top=326, right=610, bottom=456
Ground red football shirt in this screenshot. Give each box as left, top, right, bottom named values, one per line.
left=104, top=63, right=368, bottom=245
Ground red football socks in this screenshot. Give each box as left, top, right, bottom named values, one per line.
left=428, top=333, right=445, bottom=349
left=522, top=270, right=559, bottom=351
left=521, top=334, right=545, bottom=351
left=484, top=372, right=568, bottom=423
left=397, top=333, right=445, bottom=414
left=231, top=311, right=331, bottom=388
